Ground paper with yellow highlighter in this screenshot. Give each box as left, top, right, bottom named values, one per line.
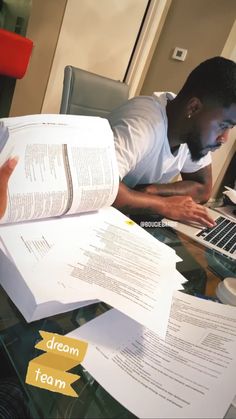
left=1, top=206, right=184, bottom=338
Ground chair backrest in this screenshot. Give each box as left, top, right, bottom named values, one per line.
left=60, top=66, right=129, bottom=117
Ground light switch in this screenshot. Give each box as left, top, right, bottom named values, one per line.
left=172, top=47, right=188, bottom=61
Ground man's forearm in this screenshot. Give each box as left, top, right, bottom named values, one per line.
left=134, top=180, right=211, bottom=203
left=113, top=182, right=166, bottom=215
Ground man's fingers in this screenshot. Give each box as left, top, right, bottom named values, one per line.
left=0, top=157, right=18, bottom=219
left=195, top=206, right=216, bottom=227
left=155, top=196, right=216, bottom=228
left=187, top=208, right=216, bottom=227
left=191, top=215, right=214, bottom=227
left=179, top=201, right=216, bottom=227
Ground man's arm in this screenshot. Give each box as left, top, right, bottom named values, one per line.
left=113, top=181, right=215, bottom=227
left=0, top=158, right=18, bottom=219
left=134, top=165, right=212, bottom=204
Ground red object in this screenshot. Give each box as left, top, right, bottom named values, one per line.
left=0, top=28, right=33, bottom=79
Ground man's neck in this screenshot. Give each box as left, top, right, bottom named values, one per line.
left=166, top=99, right=185, bottom=149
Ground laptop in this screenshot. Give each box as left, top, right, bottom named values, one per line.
left=165, top=208, right=236, bottom=260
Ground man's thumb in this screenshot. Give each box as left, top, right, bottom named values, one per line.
left=0, top=157, right=18, bottom=182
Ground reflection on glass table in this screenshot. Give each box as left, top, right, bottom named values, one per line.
left=0, top=224, right=235, bottom=418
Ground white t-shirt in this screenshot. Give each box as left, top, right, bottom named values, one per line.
left=108, top=92, right=211, bottom=188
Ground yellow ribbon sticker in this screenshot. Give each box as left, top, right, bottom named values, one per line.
left=26, top=331, right=88, bottom=397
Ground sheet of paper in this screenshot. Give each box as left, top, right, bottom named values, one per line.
left=69, top=291, right=236, bottom=418
left=1, top=206, right=185, bottom=327
left=0, top=212, right=97, bottom=271
left=1, top=207, right=182, bottom=334
left=214, top=205, right=236, bottom=221
left=223, top=186, right=236, bottom=204
left=36, top=208, right=183, bottom=336
left=0, top=213, right=100, bottom=321
left=0, top=212, right=101, bottom=307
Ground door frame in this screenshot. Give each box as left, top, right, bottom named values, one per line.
left=124, top=0, right=172, bottom=97
left=211, top=19, right=236, bottom=197
left=221, top=19, right=236, bottom=60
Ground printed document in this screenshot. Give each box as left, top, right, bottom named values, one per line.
left=1, top=207, right=183, bottom=335
left=69, top=292, right=236, bottom=418
left=0, top=113, right=184, bottom=333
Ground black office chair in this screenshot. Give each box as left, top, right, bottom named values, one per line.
left=60, top=66, right=129, bottom=117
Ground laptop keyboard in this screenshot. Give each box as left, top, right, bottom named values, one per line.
left=196, top=216, right=236, bottom=255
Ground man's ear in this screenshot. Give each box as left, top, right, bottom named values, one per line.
left=186, top=97, right=203, bottom=118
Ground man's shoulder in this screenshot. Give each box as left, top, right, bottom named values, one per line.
left=114, top=94, right=159, bottom=110
left=119, top=92, right=174, bottom=110
left=109, top=94, right=166, bottom=125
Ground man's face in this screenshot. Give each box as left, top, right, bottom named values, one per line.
left=186, top=102, right=236, bottom=161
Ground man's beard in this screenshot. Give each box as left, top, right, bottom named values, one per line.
left=186, top=130, right=206, bottom=162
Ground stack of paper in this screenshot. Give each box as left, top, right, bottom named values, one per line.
left=0, top=113, right=185, bottom=336
left=69, top=291, right=236, bottom=419
left=0, top=207, right=185, bottom=337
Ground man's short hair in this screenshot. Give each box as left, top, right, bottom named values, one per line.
left=178, top=56, right=236, bottom=107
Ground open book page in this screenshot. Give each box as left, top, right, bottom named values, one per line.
left=0, top=213, right=100, bottom=321
left=0, top=207, right=184, bottom=334
left=0, top=114, right=118, bottom=224
left=0, top=211, right=100, bottom=271
left=68, top=291, right=236, bottom=419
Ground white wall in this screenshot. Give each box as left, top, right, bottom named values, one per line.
left=42, top=0, right=149, bottom=114
left=9, top=0, right=67, bottom=117
left=211, top=19, right=236, bottom=197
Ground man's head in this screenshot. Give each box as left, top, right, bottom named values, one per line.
left=177, top=57, right=236, bottom=161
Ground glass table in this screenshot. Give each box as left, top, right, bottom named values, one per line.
left=0, top=225, right=235, bottom=418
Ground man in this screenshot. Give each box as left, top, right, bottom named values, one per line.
left=0, top=158, right=17, bottom=219
left=109, top=56, right=236, bottom=227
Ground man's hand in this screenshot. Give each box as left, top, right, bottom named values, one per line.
left=0, top=158, right=18, bottom=219
left=161, top=195, right=216, bottom=227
